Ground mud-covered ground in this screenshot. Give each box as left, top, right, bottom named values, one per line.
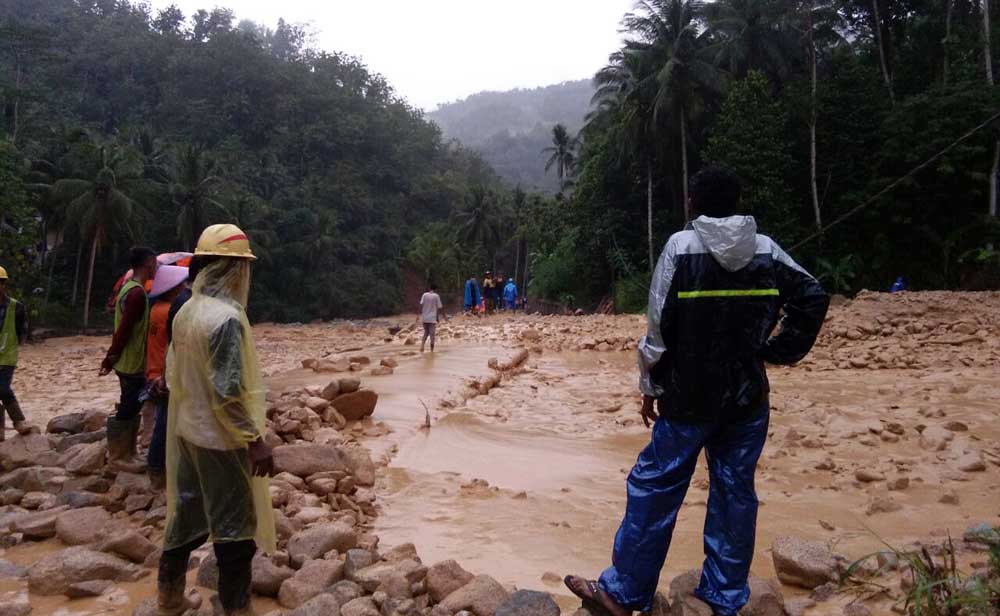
left=2, top=291, right=998, bottom=615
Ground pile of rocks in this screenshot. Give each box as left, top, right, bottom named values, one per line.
left=265, top=377, right=380, bottom=442
left=302, top=355, right=400, bottom=378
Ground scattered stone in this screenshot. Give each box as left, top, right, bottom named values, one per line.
left=771, top=536, right=840, bottom=589
left=918, top=426, right=953, bottom=452
left=426, top=559, right=475, bottom=603
left=955, top=452, right=986, bottom=472
left=810, top=582, right=838, bottom=602
left=56, top=490, right=107, bottom=509
left=785, top=598, right=817, bottom=616
left=341, top=596, right=380, bottom=616
left=964, top=522, right=997, bottom=545
left=939, top=491, right=959, bottom=505
left=887, top=477, right=909, bottom=491
left=46, top=411, right=106, bottom=435
left=844, top=603, right=871, bottom=616
left=251, top=554, right=294, bottom=597
left=854, top=469, right=885, bottom=483
left=279, top=579, right=324, bottom=609
left=20, top=491, right=56, bottom=510
left=333, top=390, right=379, bottom=421
left=55, top=506, right=111, bottom=545
left=328, top=579, right=364, bottom=606
left=943, top=421, right=968, bottom=432
left=99, top=530, right=157, bottom=563
left=742, top=577, right=785, bottom=616
left=295, top=558, right=345, bottom=588
left=321, top=381, right=341, bottom=400
left=287, top=594, right=342, bottom=616
left=338, top=378, right=362, bottom=394
left=382, top=543, right=419, bottom=563
left=287, top=522, right=358, bottom=567
left=0, top=434, right=59, bottom=470
left=381, top=358, right=399, bottom=368
left=27, top=546, right=146, bottom=595
left=495, top=590, right=560, bottom=616
left=439, top=575, right=511, bottom=616
left=667, top=570, right=713, bottom=616
left=315, top=358, right=351, bottom=373
left=0, top=558, right=27, bottom=579
left=0, top=596, right=31, bottom=616
left=124, top=493, right=155, bottom=513
left=65, top=579, right=114, bottom=598
left=11, top=506, right=68, bottom=539
left=196, top=552, right=219, bottom=590
left=114, top=471, right=150, bottom=494
left=273, top=444, right=350, bottom=478
left=60, top=441, right=107, bottom=475
left=865, top=496, right=902, bottom=516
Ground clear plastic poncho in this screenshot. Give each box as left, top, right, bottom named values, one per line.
left=163, top=258, right=275, bottom=553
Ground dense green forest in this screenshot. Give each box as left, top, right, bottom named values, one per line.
left=1, top=0, right=999, bottom=329
left=428, top=80, right=593, bottom=193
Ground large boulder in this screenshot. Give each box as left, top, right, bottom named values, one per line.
left=771, top=536, right=841, bottom=589
left=55, top=506, right=111, bottom=545
left=273, top=444, right=350, bottom=478
left=60, top=441, right=107, bottom=475
left=288, top=594, right=342, bottom=616
left=495, top=590, right=561, bottom=616
left=287, top=522, right=358, bottom=567
left=0, top=434, right=59, bottom=470
left=252, top=554, right=294, bottom=597
left=46, top=411, right=106, bottom=435
left=668, top=571, right=713, bottom=616
left=10, top=506, right=70, bottom=540
left=27, top=547, right=146, bottom=595
left=439, top=575, right=511, bottom=616
left=0, top=466, right=66, bottom=492
left=427, top=559, right=475, bottom=603
left=99, top=530, right=157, bottom=564
left=332, top=390, right=378, bottom=422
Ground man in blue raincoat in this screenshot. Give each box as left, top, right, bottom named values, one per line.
left=503, top=278, right=518, bottom=311
left=463, top=276, right=481, bottom=313
left=565, top=167, right=829, bottom=616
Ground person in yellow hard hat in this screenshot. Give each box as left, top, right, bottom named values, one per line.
left=157, top=224, right=274, bottom=616
left=0, top=266, right=38, bottom=441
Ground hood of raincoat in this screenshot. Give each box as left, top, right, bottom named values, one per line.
left=690, top=215, right=758, bottom=272
left=193, top=258, right=251, bottom=308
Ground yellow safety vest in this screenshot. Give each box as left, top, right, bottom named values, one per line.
left=0, top=298, right=18, bottom=367
left=113, top=280, right=149, bottom=375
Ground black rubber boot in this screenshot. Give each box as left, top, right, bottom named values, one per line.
left=216, top=541, right=256, bottom=615
left=157, top=549, right=195, bottom=615
left=107, top=412, right=145, bottom=473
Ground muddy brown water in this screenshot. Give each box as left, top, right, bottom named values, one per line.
left=5, top=315, right=1000, bottom=615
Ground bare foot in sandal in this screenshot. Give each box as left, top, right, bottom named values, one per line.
left=564, top=575, right=631, bottom=616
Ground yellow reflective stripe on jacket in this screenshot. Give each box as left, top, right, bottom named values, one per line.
left=0, top=298, right=18, bottom=366
left=677, top=289, right=780, bottom=299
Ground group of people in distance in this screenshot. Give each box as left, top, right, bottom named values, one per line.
left=463, top=271, right=522, bottom=314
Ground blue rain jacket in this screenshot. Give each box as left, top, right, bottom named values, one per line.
left=463, top=279, right=481, bottom=310
left=503, top=282, right=518, bottom=308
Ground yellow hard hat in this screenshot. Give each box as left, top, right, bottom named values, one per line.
left=0, top=266, right=8, bottom=280
left=194, top=224, right=257, bottom=260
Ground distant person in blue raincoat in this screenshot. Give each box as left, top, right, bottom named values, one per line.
left=890, top=276, right=905, bottom=293
left=564, top=167, right=830, bottom=616
left=503, top=279, right=518, bottom=311
left=463, top=276, right=481, bottom=313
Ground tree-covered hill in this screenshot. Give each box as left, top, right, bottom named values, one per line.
left=427, top=80, right=594, bottom=193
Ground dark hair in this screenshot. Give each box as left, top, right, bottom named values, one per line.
left=689, top=166, right=742, bottom=218
left=188, top=255, right=219, bottom=283
left=430, top=283, right=438, bottom=291
left=129, top=246, right=157, bottom=268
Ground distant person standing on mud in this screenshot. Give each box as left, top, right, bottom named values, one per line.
left=419, top=283, right=447, bottom=353
left=565, top=167, right=830, bottom=616
left=482, top=271, right=495, bottom=314
left=0, top=266, right=38, bottom=441
left=463, top=276, right=481, bottom=313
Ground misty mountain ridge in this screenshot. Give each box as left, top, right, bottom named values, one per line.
left=427, top=79, right=594, bottom=193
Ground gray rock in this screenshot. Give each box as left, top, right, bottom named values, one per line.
left=58, top=441, right=107, bottom=475
left=438, top=575, right=511, bottom=616
left=287, top=522, right=358, bottom=567
left=278, top=579, right=324, bottom=609
left=329, top=579, right=364, bottom=606
left=0, top=558, right=27, bottom=579
left=382, top=543, right=420, bottom=563
left=343, top=447, right=376, bottom=486
left=56, top=490, right=108, bottom=509
left=46, top=411, right=107, bottom=435
left=341, top=597, right=381, bottom=616
left=353, top=560, right=427, bottom=593
left=338, top=378, right=362, bottom=394
left=963, top=522, right=998, bottom=545
left=667, top=571, right=713, bottom=616
left=54, top=430, right=106, bottom=453
left=345, top=549, right=377, bottom=579
left=65, top=579, right=115, bottom=598
left=0, top=434, right=59, bottom=470
left=321, top=381, right=341, bottom=401
left=376, top=573, right=414, bottom=600
left=294, top=558, right=345, bottom=588
left=426, top=559, right=475, bottom=603
left=273, top=444, right=351, bottom=478
left=99, top=530, right=157, bottom=564
left=495, top=590, right=560, bottom=616
left=333, top=390, right=379, bottom=421
left=0, top=466, right=66, bottom=492
left=196, top=552, right=219, bottom=590
left=252, top=554, right=294, bottom=597
left=289, top=594, right=342, bottom=616
left=55, top=506, right=111, bottom=545
left=27, top=546, right=147, bottom=595
left=843, top=604, right=871, bottom=616
left=740, top=577, right=785, bottom=616
left=0, top=595, right=31, bottom=616
left=771, top=536, right=840, bottom=589
left=0, top=488, right=24, bottom=505
left=11, top=505, right=69, bottom=540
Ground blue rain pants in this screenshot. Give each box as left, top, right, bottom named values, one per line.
left=599, top=409, right=769, bottom=615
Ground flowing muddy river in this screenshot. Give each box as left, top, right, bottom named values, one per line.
left=4, top=292, right=999, bottom=615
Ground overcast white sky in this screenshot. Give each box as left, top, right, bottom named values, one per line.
left=147, top=0, right=633, bottom=110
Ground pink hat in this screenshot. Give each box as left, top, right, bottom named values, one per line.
left=150, top=265, right=189, bottom=298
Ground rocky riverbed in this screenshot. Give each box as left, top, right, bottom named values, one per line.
left=1, top=291, right=998, bottom=615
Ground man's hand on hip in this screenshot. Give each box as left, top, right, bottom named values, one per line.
left=640, top=395, right=658, bottom=428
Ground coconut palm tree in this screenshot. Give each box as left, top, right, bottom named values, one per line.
left=542, top=124, right=577, bottom=187
left=455, top=186, right=505, bottom=269
left=50, top=140, right=145, bottom=329
left=591, top=48, right=661, bottom=268
left=625, top=0, right=724, bottom=221
left=703, top=0, right=799, bottom=81
left=169, top=144, right=225, bottom=251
